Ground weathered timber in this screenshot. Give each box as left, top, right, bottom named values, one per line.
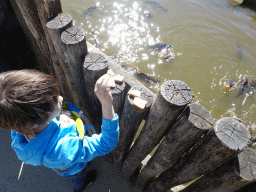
left=46, top=13, right=74, bottom=102
left=145, top=117, right=250, bottom=192
left=109, top=78, right=126, bottom=120
left=0, top=0, right=5, bottom=28
left=235, top=181, right=256, bottom=192
left=121, top=80, right=194, bottom=181
left=135, top=102, right=214, bottom=190
left=83, top=52, right=127, bottom=132
left=83, top=52, right=108, bottom=133
left=8, top=0, right=62, bottom=74
left=60, top=26, right=88, bottom=104
left=180, top=147, right=256, bottom=192
left=241, top=0, right=256, bottom=9
left=47, top=15, right=90, bottom=119
left=106, top=85, right=156, bottom=167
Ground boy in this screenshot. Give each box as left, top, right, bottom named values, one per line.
left=0, top=69, right=119, bottom=192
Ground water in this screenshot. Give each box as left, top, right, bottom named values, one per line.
left=61, top=0, right=256, bottom=133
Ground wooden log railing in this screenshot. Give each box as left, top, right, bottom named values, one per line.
left=9, top=1, right=254, bottom=191
left=121, top=80, right=194, bottom=182
left=144, top=117, right=250, bottom=192
left=135, top=102, right=215, bottom=190
left=106, top=85, right=156, bottom=168
left=180, top=147, right=256, bottom=192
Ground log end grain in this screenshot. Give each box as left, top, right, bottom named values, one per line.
left=46, top=13, right=72, bottom=29
left=83, top=52, right=108, bottom=71
left=214, top=117, right=250, bottom=151
left=160, top=80, right=193, bottom=106
left=61, top=26, right=85, bottom=44
left=235, top=148, right=256, bottom=181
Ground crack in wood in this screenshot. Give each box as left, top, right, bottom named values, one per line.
left=190, top=111, right=214, bottom=126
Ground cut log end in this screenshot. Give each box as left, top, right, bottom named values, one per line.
left=46, top=13, right=72, bottom=29
left=61, top=26, right=85, bottom=44
left=160, top=80, right=193, bottom=106
left=235, top=148, right=256, bottom=181
left=214, top=117, right=250, bottom=151
left=83, top=53, right=108, bottom=71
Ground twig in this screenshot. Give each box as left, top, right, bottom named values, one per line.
left=18, top=162, right=24, bottom=180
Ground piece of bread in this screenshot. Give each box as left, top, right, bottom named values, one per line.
left=114, top=74, right=124, bottom=82
left=133, top=97, right=147, bottom=109
left=109, top=76, right=116, bottom=87
left=107, top=69, right=115, bottom=76
left=129, top=90, right=141, bottom=98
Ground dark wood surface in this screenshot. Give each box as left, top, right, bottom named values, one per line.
left=180, top=148, right=256, bottom=192
left=46, top=14, right=91, bottom=119
left=46, top=13, right=73, bottom=101
left=145, top=117, right=250, bottom=192
left=83, top=52, right=109, bottom=132
left=106, top=85, right=155, bottom=168
left=121, top=80, right=193, bottom=181
left=9, top=0, right=62, bottom=74
left=135, top=102, right=214, bottom=190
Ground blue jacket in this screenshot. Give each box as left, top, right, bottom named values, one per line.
left=11, top=102, right=119, bottom=176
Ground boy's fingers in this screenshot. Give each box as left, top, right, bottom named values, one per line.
left=102, top=74, right=110, bottom=87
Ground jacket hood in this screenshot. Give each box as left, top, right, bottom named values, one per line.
left=11, top=120, right=59, bottom=166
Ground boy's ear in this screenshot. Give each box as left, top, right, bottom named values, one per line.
left=31, top=124, right=39, bottom=129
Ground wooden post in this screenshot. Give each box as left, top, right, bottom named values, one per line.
left=60, top=26, right=88, bottom=106
left=235, top=181, right=256, bottom=192
left=46, top=13, right=73, bottom=102
left=110, top=78, right=127, bottom=120
left=180, top=148, right=256, bottom=192
left=145, top=117, right=250, bottom=192
left=83, top=53, right=108, bottom=132
left=8, top=0, right=62, bottom=74
left=106, top=85, right=156, bottom=167
left=46, top=14, right=90, bottom=117
left=135, top=102, right=215, bottom=190
left=121, top=80, right=194, bottom=181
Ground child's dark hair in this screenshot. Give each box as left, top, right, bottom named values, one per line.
left=0, top=69, right=60, bottom=134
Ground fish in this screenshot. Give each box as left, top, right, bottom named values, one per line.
left=81, top=5, right=109, bottom=16
left=121, top=65, right=160, bottom=84
left=149, top=43, right=175, bottom=62
left=225, top=79, right=234, bottom=90
left=92, top=31, right=101, bottom=50
left=148, top=43, right=173, bottom=51
left=143, top=0, right=168, bottom=12
left=236, top=75, right=248, bottom=97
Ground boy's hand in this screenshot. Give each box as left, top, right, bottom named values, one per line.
left=94, top=74, right=113, bottom=105
left=94, top=74, right=115, bottom=120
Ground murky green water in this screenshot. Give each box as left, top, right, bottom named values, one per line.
left=61, top=0, right=256, bottom=131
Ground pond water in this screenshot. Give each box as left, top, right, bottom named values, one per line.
left=61, top=0, right=256, bottom=133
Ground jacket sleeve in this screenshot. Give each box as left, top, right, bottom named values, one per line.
left=43, top=114, right=119, bottom=169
